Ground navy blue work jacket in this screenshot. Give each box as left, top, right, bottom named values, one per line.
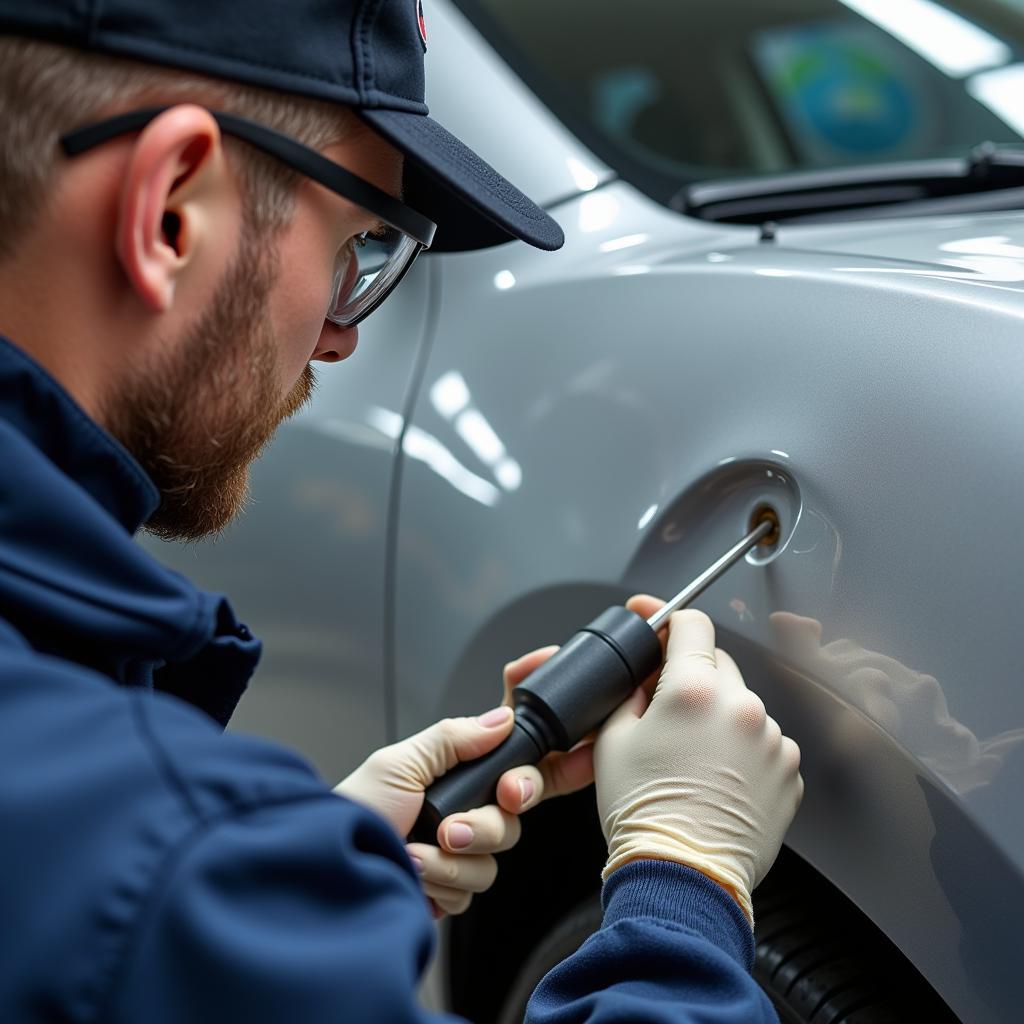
left=0, top=335, right=776, bottom=1022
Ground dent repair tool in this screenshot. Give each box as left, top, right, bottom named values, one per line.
left=409, top=511, right=778, bottom=844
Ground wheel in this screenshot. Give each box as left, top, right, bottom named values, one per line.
left=753, top=851, right=959, bottom=1024
left=493, top=849, right=959, bottom=1024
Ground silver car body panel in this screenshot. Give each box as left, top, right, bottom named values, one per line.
left=393, top=182, right=1024, bottom=1023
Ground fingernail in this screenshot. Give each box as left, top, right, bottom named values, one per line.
left=410, top=855, right=424, bottom=874
left=519, top=778, right=535, bottom=807
left=478, top=706, right=512, bottom=728
left=447, top=823, right=474, bottom=849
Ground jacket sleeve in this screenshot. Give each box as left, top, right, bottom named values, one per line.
left=524, top=861, right=778, bottom=1023
left=109, top=792, right=464, bottom=1024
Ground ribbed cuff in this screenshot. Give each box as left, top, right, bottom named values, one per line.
left=601, top=860, right=755, bottom=971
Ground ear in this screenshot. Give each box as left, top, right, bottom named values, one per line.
left=115, top=105, right=229, bottom=312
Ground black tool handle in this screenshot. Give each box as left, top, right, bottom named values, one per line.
left=408, top=606, right=662, bottom=845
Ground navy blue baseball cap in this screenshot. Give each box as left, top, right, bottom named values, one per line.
left=0, top=0, right=564, bottom=253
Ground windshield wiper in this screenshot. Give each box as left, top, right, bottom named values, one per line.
left=673, top=143, right=1024, bottom=224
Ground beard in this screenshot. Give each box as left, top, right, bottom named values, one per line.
left=105, top=230, right=316, bottom=541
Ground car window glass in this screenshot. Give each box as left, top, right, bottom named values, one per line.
left=456, top=0, right=1024, bottom=207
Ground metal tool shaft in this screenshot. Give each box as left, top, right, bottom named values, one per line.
left=645, top=520, right=772, bottom=632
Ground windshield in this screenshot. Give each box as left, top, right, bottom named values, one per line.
left=456, top=0, right=1024, bottom=207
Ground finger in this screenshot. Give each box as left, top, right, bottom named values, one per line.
left=780, top=735, right=802, bottom=775
left=406, top=707, right=516, bottom=783
left=713, top=647, right=751, bottom=697
left=495, top=764, right=544, bottom=814
left=663, top=609, right=717, bottom=676
left=627, top=594, right=669, bottom=696
left=438, top=804, right=521, bottom=855
left=625, top=593, right=665, bottom=624
left=536, top=742, right=597, bottom=802
left=423, top=881, right=473, bottom=918
left=407, top=844, right=499, bottom=894
left=494, top=745, right=598, bottom=811
left=503, top=645, right=559, bottom=704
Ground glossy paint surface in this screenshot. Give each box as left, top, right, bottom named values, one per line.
left=393, top=187, right=1024, bottom=1021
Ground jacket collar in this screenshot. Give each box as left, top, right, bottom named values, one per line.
left=0, top=335, right=260, bottom=726
left=0, top=335, right=159, bottom=533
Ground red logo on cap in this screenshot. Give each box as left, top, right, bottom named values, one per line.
left=417, top=0, right=427, bottom=51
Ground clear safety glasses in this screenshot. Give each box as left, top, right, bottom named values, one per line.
left=327, top=225, right=422, bottom=328
left=60, top=106, right=437, bottom=329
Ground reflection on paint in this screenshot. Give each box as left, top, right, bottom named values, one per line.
left=424, top=372, right=524, bottom=494
left=430, top=371, right=471, bottom=419
left=578, top=190, right=621, bottom=233
left=637, top=503, right=659, bottom=530
left=836, top=261, right=1024, bottom=283
left=493, top=270, right=516, bottom=291
left=566, top=155, right=602, bottom=192
left=771, top=612, right=1024, bottom=795
left=940, top=235, right=1024, bottom=259
left=456, top=408, right=506, bottom=464
left=366, top=406, right=500, bottom=507
left=599, top=233, right=649, bottom=253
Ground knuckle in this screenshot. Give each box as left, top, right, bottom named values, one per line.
left=672, top=608, right=713, bottom=630
left=439, top=857, right=460, bottom=885
left=734, top=692, right=767, bottom=730
left=670, top=677, right=718, bottom=714
left=502, top=814, right=522, bottom=850
left=781, top=736, right=802, bottom=773
left=479, top=856, right=499, bottom=892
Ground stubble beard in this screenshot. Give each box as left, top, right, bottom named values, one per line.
left=106, top=231, right=316, bottom=542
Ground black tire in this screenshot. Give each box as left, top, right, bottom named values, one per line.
left=753, top=850, right=959, bottom=1024
left=494, top=849, right=959, bottom=1024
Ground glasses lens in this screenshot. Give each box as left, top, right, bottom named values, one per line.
left=327, top=228, right=420, bottom=328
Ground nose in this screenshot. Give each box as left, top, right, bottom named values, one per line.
left=312, top=323, right=359, bottom=362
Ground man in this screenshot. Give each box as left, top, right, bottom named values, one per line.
left=0, top=2, right=803, bottom=1020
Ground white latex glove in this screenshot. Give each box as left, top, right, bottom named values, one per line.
left=335, top=608, right=663, bottom=921
left=595, top=608, right=804, bottom=926
left=335, top=706, right=525, bottom=918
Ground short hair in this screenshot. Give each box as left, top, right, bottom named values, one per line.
left=0, top=36, right=359, bottom=260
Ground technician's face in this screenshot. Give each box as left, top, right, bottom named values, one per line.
left=109, top=129, right=404, bottom=542
left=270, top=127, right=405, bottom=387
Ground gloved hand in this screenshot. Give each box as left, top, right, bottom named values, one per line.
left=335, top=705, right=522, bottom=918
left=335, top=693, right=581, bottom=920
left=337, top=596, right=663, bottom=920
left=594, top=607, right=804, bottom=926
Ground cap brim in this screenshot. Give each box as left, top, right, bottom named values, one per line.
left=359, top=108, right=564, bottom=254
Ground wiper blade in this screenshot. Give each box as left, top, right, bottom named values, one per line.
left=674, top=143, right=1024, bottom=224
